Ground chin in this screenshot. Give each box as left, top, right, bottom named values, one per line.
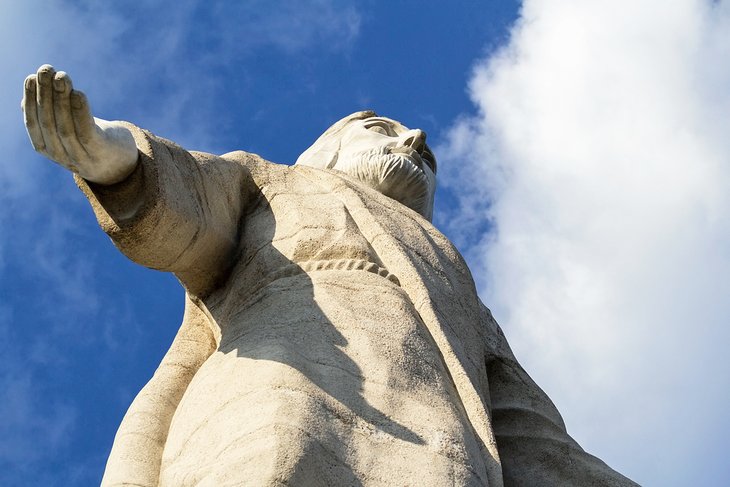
left=336, top=147, right=435, bottom=220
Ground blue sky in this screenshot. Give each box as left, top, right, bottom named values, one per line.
left=2, top=0, right=729, bottom=485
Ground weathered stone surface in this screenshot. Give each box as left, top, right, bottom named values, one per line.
left=23, top=65, right=638, bottom=486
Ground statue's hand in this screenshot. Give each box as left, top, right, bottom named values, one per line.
left=22, top=64, right=139, bottom=185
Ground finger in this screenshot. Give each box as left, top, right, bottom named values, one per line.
left=53, top=71, right=90, bottom=165
left=70, top=90, right=96, bottom=145
left=36, top=64, right=69, bottom=163
left=22, top=75, right=46, bottom=152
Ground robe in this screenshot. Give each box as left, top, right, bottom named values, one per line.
left=77, top=124, right=638, bottom=487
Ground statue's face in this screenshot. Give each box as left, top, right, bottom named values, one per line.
left=300, top=115, right=437, bottom=220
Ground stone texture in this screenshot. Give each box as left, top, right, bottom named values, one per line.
left=23, top=65, right=639, bottom=486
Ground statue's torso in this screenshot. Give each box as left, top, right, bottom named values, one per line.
left=158, top=165, right=488, bottom=486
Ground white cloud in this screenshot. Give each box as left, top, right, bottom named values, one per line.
left=439, top=0, right=730, bottom=484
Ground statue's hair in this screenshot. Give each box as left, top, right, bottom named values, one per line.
left=295, top=110, right=380, bottom=169
left=320, top=110, right=379, bottom=138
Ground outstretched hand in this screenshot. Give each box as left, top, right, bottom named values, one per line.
left=22, top=64, right=139, bottom=185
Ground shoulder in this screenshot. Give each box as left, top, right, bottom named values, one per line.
left=217, top=150, right=283, bottom=177
left=219, top=149, right=267, bottom=165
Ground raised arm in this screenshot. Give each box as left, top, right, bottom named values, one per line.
left=22, top=65, right=254, bottom=296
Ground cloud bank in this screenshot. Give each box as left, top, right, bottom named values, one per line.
left=439, top=0, right=730, bottom=484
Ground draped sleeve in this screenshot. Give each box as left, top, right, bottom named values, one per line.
left=75, top=123, right=256, bottom=296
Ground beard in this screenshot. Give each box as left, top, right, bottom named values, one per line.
left=335, top=147, right=435, bottom=219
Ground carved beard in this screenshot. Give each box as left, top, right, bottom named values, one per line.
left=335, top=146, right=435, bottom=218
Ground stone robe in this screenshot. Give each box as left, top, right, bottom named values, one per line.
left=77, top=125, right=638, bottom=487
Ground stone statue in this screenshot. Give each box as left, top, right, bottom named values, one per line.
left=23, top=65, right=638, bottom=487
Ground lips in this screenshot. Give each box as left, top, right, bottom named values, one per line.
left=389, top=146, right=426, bottom=173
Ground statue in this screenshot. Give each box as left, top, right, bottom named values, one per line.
left=23, top=65, right=637, bottom=486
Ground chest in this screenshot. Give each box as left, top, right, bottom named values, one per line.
left=237, top=174, right=384, bottom=280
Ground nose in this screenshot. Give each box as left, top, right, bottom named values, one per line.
left=400, top=129, right=427, bottom=153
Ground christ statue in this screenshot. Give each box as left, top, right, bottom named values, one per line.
left=23, top=64, right=637, bottom=487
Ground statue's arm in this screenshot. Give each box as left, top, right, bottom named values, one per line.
left=481, top=306, right=639, bottom=486
left=22, top=65, right=253, bottom=295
